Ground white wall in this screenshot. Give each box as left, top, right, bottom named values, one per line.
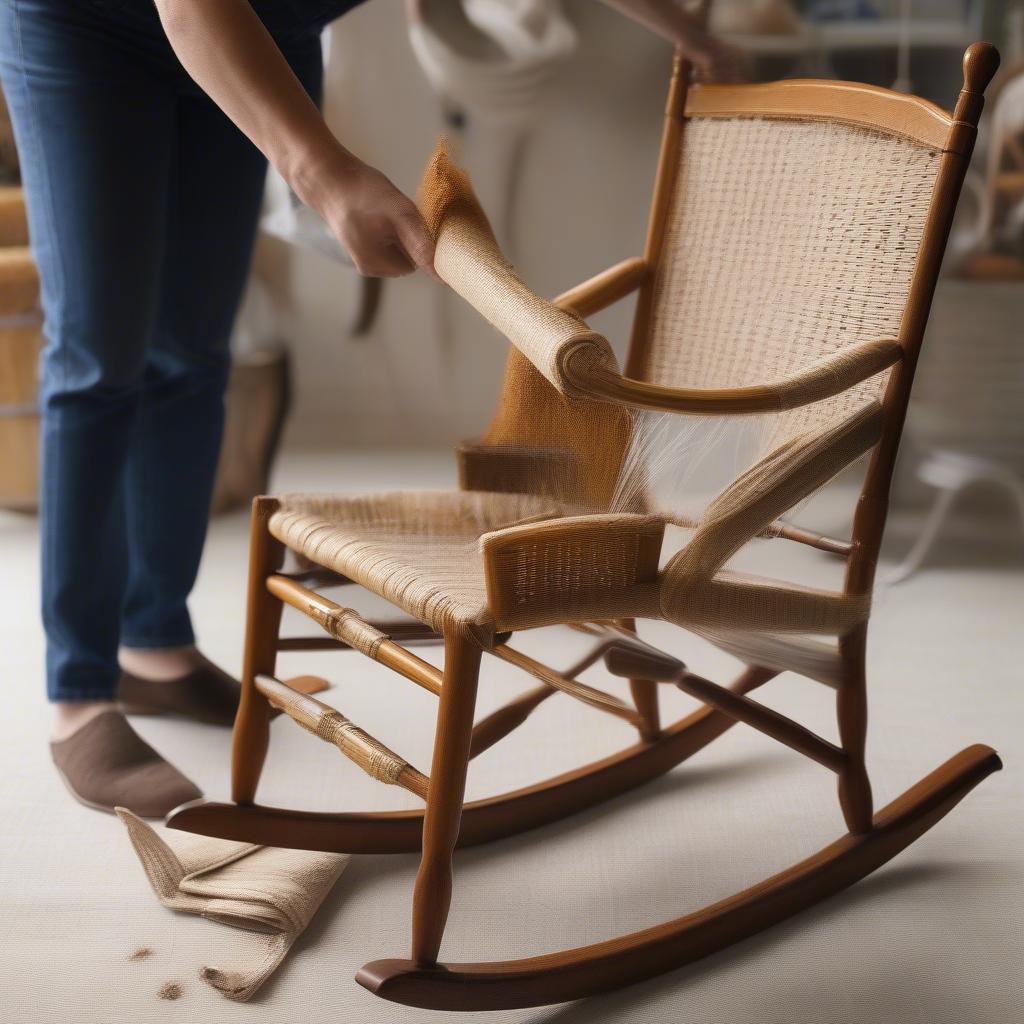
left=263, top=0, right=670, bottom=448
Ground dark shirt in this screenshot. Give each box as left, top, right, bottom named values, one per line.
left=252, top=0, right=372, bottom=40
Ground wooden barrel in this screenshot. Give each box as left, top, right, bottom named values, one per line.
left=0, top=185, right=28, bottom=246
left=0, top=213, right=42, bottom=510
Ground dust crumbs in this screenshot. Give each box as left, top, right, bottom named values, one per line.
left=158, top=982, right=183, bottom=1001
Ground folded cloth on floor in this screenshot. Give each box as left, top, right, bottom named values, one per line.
left=117, top=809, right=349, bottom=1001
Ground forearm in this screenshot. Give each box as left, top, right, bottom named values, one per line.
left=153, top=0, right=351, bottom=205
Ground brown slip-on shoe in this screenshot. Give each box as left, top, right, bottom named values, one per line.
left=50, top=711, right=202, bottom=819
left=120, top=665, right=331, bottom=727
left=119, top=662, right=242, bottom=726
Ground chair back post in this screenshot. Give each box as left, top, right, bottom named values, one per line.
left=844, top=42, right=1001, bottom=601
left=835, top=43, right=998, bottom=835
left=624, top=40, right=704, bottom=377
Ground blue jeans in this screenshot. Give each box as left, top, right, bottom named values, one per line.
left=0, top=0, right=340, bottom=701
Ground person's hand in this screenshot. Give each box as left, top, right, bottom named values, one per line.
left=299, top=149, right=436, bottom=279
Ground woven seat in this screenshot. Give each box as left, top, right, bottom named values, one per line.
left=270, top=490, right=565, bottom=640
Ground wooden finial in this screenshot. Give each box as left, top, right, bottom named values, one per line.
left=953, top=42, right=1001, bottom=130
left=962, top=41, right=1001, bottom=96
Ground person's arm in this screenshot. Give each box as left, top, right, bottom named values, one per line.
left=152, top=0, right=434, bottom=278
left=599, top=0, right=747, bottom=82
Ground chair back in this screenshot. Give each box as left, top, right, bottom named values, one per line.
left=474, top=46, right=998, bottom=585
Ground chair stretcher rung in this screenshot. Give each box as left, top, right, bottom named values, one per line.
left=675, top=671, right=847, bottom=773
left=277, top=620, right=444, bottom=652
left=493, top=645, right=644, bottom=728
left=469, top=638, right=622, bottom=758
left=266, top=574, right=442, bottom=696
left=255, top=674, right=429, bottom=799
left=770, top=522, right=853, bottom=557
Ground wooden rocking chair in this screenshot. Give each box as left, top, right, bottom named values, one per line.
left=168, top=42, right=1003, bottom=1011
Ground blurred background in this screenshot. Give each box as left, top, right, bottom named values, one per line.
left=2, top=0, right=1023, bottom=572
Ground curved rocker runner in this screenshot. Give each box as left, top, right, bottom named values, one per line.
left=168, top=41, right=1004, bottom=1012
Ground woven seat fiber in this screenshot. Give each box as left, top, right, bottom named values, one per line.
left=270, top=490, right=568, bottom=642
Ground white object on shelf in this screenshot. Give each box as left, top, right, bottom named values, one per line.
left=894, top=279, right=1024, bottom=582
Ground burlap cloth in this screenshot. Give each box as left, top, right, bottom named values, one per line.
left=117, top=809, right=349, bottom=1001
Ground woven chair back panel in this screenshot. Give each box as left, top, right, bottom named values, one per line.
left=642, top=117, right=941, bottom=441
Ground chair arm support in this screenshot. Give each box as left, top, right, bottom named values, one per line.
left=480, top=514, right=665, bottom=631
left=567, top=338, right=903, bottom=414
left=553, top=258, right=649, bottom=318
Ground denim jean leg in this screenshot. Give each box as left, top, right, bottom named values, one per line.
left=0, top=1, right=176, bottom=700
left=118, top=40, right=324, bottom=650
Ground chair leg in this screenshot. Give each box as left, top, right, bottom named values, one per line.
left=837, top=625, right=873, bottom=834
left=619, top=618, right=661, bottom=741
left=411, top=632, right=482, bottom=966
left=231, top=497, right=286, bottom=805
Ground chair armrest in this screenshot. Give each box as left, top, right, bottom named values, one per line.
left=553, top=257, right=649, bottom=318
left=569, top=338, right=902, bottom=414
left=480, top=513, right=665, bottom=631
left=418, top=144, right=619, bottom=399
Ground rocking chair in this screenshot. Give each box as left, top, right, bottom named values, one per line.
left=168, top=43, right=1003, bottom=1011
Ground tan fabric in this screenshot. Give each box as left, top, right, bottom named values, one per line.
left=482, top=512, right=665, bottom=630
left=418, top=143, right=618, bottom=398
left=665, top=403, right=883, bottom=586
left=117, top=810, right=349, bottom=1002
left=642, top=117, right=939, bottom=443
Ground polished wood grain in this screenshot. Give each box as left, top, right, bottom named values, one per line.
left=358, top=745, right=1001, bottom=1011
left=167, top=665, right=774, bottom=853
left=469, top=638, right=618, bottom=758
left=685, top=78, right=956, bottom=151
left=555, top=256, right=649, bottom=318
left=231, top=497, right=285, bottom=805
left=493, top=644, right=645, bottom=728
left=412, top=634, right=482, bottom=965
left=267, top=573, right=443, bottom=696
left=573, top=338, right=902, bottom=415
left=255, top=673, right=430, bottom=799
left=676, top=671, right=847, bottom=773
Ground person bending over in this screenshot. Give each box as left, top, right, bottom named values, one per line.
left=0, top=0, right=742, bottom=817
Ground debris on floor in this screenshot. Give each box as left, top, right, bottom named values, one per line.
left=157, top=982, right=183, bottom=1001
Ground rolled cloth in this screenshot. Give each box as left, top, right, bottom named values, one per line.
left=117, top=809, right=349, bottom=1001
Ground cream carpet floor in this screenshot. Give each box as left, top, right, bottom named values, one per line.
left=1, top=449, right=1021, bottom=1024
